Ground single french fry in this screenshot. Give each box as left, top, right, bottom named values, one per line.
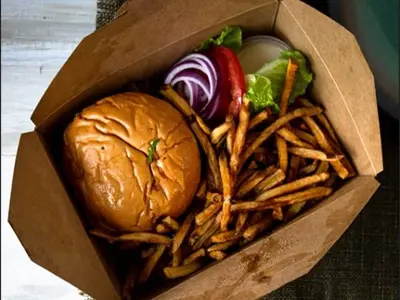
left=231, top=187, right=333, bottom=212
left=189, top=215, right=215, bottom=246
left=285, top=201, right=306, bottom=222
left=255, top=172, right=330, bottom=201
left=195, top=180, right=207, bottom=200
left=195, top=202, right=222, bottom=226
left=236, top=170, right=269, bottom=198
left=192, top=213, right=221, bottom=250
left=156, top=223, right=172, bottom=234
left=279, top=58, right=299, bottom=117
left=288, top=147, right=343, bottom=161
left=211, top=117, right=232, bottom=144
left=161, top=85, right=195, bottom=117
left=230, top=98, right=251, bottom=175
left=183, top=248, right=206, bottom=265
left=90, top=230, right=172, bottom=245
left=138, top=244, right=166, bottom=284
left=236, top=169, right=257, bottom=187
left=196, top=115, right=211, bottom=135
left=226, top=120, right=236, bottom=155
left=210, top=230, right=239, bottom=243
left=209, top=250, right=227, bottom=261
left=172, top=213, right=194, bottom=253
left=277, top=127, right=314, bottom=148
left=243, top=216, right=273, bottom=241
left=254, top=168, right=286, bottom=194
left=292, top=128, right=318, bottom=147
left=190, top=122, right=222, bottom=190
left=89, top=229, right=119, bottom=243
left=208, top=239, right=239, bottom=253
left=272, top=207, right=284, bottom=221
left=239, top=107, right=323, bottom=171
left=248, top=109, right=271, bottom=130
left=303, top=116, right=351, bottom=179
left=164, top=259, right=203, bottom=279
left=298, top=160, right=319, bottom=176
left=172, top=247, right=182, bottom=267
left=219, top=151, right=232, bottom=231
left=316, top=161, right=329, bottom=174
left=287, top=155, right=300, bottom=182
left=298, top=98, right=339, bottom=144
left=235, top=212, right=248, bottom=232
left=205, top=192, right=223, bottom=205
left=162, top=216, right=180, bottom=232
left=276, top=135, right=288, bottom=173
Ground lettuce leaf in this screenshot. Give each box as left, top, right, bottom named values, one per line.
left=245, top=74, right=278, bottom=114
left=256, top=50, right=313, bottom=105
left=198, top=26, right=242, bottom=52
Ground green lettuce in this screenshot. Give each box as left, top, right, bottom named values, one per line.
left=256, top=50, right=313, bottom=105
left=245, top=74, right=278, bottom=114
left=198, top=26, right=242, bottom=52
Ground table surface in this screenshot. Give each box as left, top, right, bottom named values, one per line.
left=1, top=1, right=399, bottom=300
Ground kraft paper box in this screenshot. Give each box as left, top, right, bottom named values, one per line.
left=8, top=0, right=383, bottom=299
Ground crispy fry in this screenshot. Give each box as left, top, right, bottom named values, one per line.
left=172, top=212, right=194, bottom=253
left=236, top=170, right=270, bottom=198
left=298, top=98, right=339, bottom=144
left=195, top=202, right=222, bottom=226
left=156, top=223, right=172, bottom=234
left=208, top=239, right=238, bottom=252
left=316, top=161, right=329, bottom=174
left=254, top=168, right=286, bottom=194
left=196, top=115, right=211, bottom=135
left=162, top=216, right=180, bottom=232
left=191, top=122, right=222, bottom=190
left=243, top=216, right=273, bottom=241
left=211, top=118, right=232, bottom=144
left=277, top=127, right=314, bottom=148
left=171, top=247, right=182, bottom=267
left=192, top=214, right=221, bottom=250
left=230, top=98, right=251, bottom=175
left=239, top=107, right=323, bottom=171
left=189, top=215, right=215, bottom=246
left=183, top=248, right=206, bottom=265
left=195, top=180, right=207, bottom=200
left=303, top=116, right=351, bottom=179
left=90, top=230, right=172, bottom=245
left=138, top=244, right=166, bottom=284
left=226, top=120, right=236, bottom=155
left=235, top=212, right=248, bottom=232
left=292, top=128, right=318, bottom=147
left=279, top=58, right=299, bottom=117
left=161, top=85, right=195, bottom=117
left=219, top=151, right=232, bottom=231
left=288, top=147, right=343, bottom=161
left=276, top=135, right=288, bottom=173
left=298, top=160, right=319, bottom=176
left=164, top=260, right=203, bottom=279
left=285, top=202, right=306, bottom=222
left=231, top=187, right=333, bottom=212
left=89, top=229, right=119, bottom=243
left=205, top=192, right=223, bottom=206
left=210, top=230, right=239, bottom=243
left=287, top=155, right=300, bottom=182
left=255, top=172, right=330, bottom=201
left=236, top=169, right=257, bottom=187
left=248, top=109, right=271, bottom=130
left=272, top=207, right=284, bottom=221
left=209, top=251, right=227, bottom=261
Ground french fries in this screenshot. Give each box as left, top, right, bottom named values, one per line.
left=292, top=127, right=318, bottom=147
left=195, top=202, right=222, bottom=226
left=226, top=120, right=236, bottom=155
left=195, top=180, right=207, bottom=200
left=255, top=172, right=330, bottom=202
left=90, top=230, right=172, bottom=245
left=156, top=223, right=172, bottom=234
left=248, top=109, right=270, bottom=130
left=235, top=212, right=248, bottom=232
left=254, top=168, right=286, bottom=194
left=211, top=230, right=239, bottom=243
left=211, top=117, right=233, bottom=144
left=277, top=127, right=313, bottom=148
left=209, top=251, right=227, bottom=260
left=164, top=259, right=203, bottom=279
left=183, top=248, right=206, bottom=265
left=288, top=147, right=343, bottom=161
left=171, top=247, right=182, bottom=267
left=235, top=170, right=269, bottom=198
left=172, top=213, right=194, bottom=253
left=272, top=207, right=284, bottom=221
left=287, top=155, right=300, bottom=182
left=285, top=201, right=306, bottom=221
left=162, top=216, right=180, bottom=232
left=239, top=107, right=323, bottom=171
left=219, top=151, right=232, bottom=231
left=298, top=160, right=319, bottom=176
left=243, top=216, right=273, bottom=242
left=138, top=244, right=166, bottom=284
left=208, top=239, right=238, bottom=252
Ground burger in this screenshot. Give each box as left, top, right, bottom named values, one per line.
left=63, top=92, right=201, bottom=232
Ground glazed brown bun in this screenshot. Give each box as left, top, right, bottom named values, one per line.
left=63, top=92, right=201, bottom=232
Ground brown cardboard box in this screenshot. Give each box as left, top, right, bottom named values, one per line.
left=8, top=0, right=383, bottom=299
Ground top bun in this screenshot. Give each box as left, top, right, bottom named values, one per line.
left=63, top=92, right=201, bottom=232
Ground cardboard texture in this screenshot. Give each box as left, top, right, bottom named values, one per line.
left=8, top=0, right=383, bottom=299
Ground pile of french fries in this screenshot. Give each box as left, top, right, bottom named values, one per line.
left=90, top=59, right=355, bottom=299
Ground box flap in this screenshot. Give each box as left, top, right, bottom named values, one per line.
left=8, top=131, right=120, bottom=300
left=275, top=0, right=383, bottom=175
left=149, top=176, right=379, bottom=299
left=31, top=0, right=277, bottom=131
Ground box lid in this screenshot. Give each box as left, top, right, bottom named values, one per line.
left=8, top=131, right=120, bottom=300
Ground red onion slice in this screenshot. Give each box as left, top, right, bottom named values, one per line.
left=170, top=71, right=212, bottom=100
